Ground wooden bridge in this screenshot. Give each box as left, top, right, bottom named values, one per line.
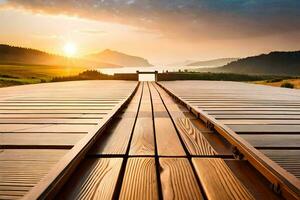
left=0, top=80, right=299, bottom=199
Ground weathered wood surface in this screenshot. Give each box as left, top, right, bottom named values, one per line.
left=89, top=85, right=143, bottom=155
left=129, top=118, right=155, bottom=155
left=192, top=158, right=254, bottom=200
left=262, top=150, right=300, bottom=179
left=3, top=80, right=294, bottom=199
left=155, top=118, right=186, bottom=156
left=1, top=133, right=85, bottom=147
left=0, top=80, right=137, bottom=199
left=57, top=158, right=123, bottom=200
left=153, top=82, right=232, bottom=156
left=0, top=149, right=67, bottom=199
left=119, top=158, right=158, bottom=200
left=214, top=115, right=300, bottom=119
left=225, top=160, right=281, bottom=200
left=161, top=80, right=300, bottom=180
left=221, top=119, right=300, bottom=125
left=89, top=118, right=135, bottom=155
left=228, top=124, right=300, bottom=133
left=175, top=118, right=216, bottom=156
left=241, top=134, right=300, bottom=148
left=159, top=158, right=203, bottom=200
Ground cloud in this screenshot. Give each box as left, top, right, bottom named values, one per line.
left=2, top=0, right=300, bottom=41
left=76, top=29, right=107, bottom=35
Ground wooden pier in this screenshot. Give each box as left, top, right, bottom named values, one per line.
left=0, top=80, right=299, bottom=199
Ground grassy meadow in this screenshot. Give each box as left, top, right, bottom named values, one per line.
left=254, top=79, right=300, bottom=89
left=1, top=64, right=299, bottom=90
left=0, top=64, right=90, bottom=87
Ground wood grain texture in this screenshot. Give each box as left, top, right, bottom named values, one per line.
left=214, top=114, right=300, bottom=119
left=119, top=158, right=158, bottom=200
left=129, top=118, right=155, bottom=155
left=155, top=118, right=185, bottom=156
left=160, top=81, right=300, bottom=198
left=228, top=124, right=300, bottom=133
left=0, top=118, right=100, bottom=124
left=57, top=158, right=123, bottom=200
left=1, top=133, right=85, bottom=146
left=192, top=158, right=254, bottom=200
left=262, top=150, right=300, bottom=179
left=0, top=124, right=97, bottom=133
left=0, top=80, right=138, bottom=199
left=159, top=158, right=203, bottom=200
left=225, top=160, right=281, bottom=200
left=220, top=119, right=300, bottom=125
left=241, top=134, right=300, bottom=148
left=0, top=149, right=67, bottom=199
left=175, top=118, right=216, bottom=155
left=89, top=118, right=135, bottom=155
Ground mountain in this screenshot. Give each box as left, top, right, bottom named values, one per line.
left=165, top=60, right=196, bottom=67
left=0, top=44, right=121, bottom=68
left=207, top=51, right=300, bottom=75
left=187, top=58, right=238, bottom=67
left=86, top=49, right=153, bottom=67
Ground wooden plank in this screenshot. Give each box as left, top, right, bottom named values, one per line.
left=225, top=159, right=281, bottom=200
left=155, top=118, right=185, bottom=156
left=159, top=158, right=203, bottom=199
left=0, top=103, right=117, bottom=106
left=0, top=149, right=66, bottom=200
left=198, top=106, right=300, bottom=108
left=208, top=111, right=300, bottom=115
left=152, top=104, right=169, bottom=118
left=262, top=150, right=300, bottom=179
left=119, top=158, right=158, bottom=200
left=214, top=115, right=300, bottom=119
left=175, top=118, right=216, bottom=156
left=203, top=108, right=300, bottom=111
left=0, top=113, right=106, bottom=119
left=0, top=149, right=67, bottom=161
left=21, top=81, right=138, bottom=199
left=159, top=81, right=300, bottom=199
left=228, top=124, right=300, bottom=133
left=138, top=83, right=152, bottom=118
left=241, top=134, right=300, bottom=148
left=89, top=118, right=135, bottom=155
left=0, top=124, right=97, bottom=132
left=192, top=158, right=254, bottom=200
left=0, top=110, right=109, bottom=114
left=0, top=118, right=100, bottom=124
left=0, top=133, right=85, bottom=146
left=221, top=119, right=300, bottom=125
left=57, top=158, right=123, bottom=200
left=129, top=118, right=155, bottom=155
left=0, top=106, right=114, bottom=110
left=190, top=120, right=232, bottom=156
left=0, top=100, right=120, bottom=103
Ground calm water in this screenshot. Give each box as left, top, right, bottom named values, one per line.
left=97, top=65, right=208, bottom=75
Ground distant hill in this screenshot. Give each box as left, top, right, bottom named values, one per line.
left=206, top=51, right=300, bottom=75
left=86, top=49, right=153, bottom=67
left=187, top=58, right=238, bottom=67
left=0, top=44, right=121, bottom=68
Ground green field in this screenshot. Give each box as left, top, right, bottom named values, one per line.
left=0, top=64, right=90, bottom=87
left=254, top=79, right=300, bottom=89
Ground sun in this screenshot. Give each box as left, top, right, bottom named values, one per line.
left=63, top=42, right=77, bottom=57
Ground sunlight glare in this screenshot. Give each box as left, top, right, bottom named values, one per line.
left=63, top=42, right=77, bottom=57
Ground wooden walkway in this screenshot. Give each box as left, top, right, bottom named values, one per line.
left=1, top=80, right=299, bottom=199
left=160, top=80, right=300, bottom=199
left=0, top=81, right=138, bottom=199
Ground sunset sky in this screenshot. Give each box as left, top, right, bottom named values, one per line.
left=0, top=0, right=300, bottom=64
